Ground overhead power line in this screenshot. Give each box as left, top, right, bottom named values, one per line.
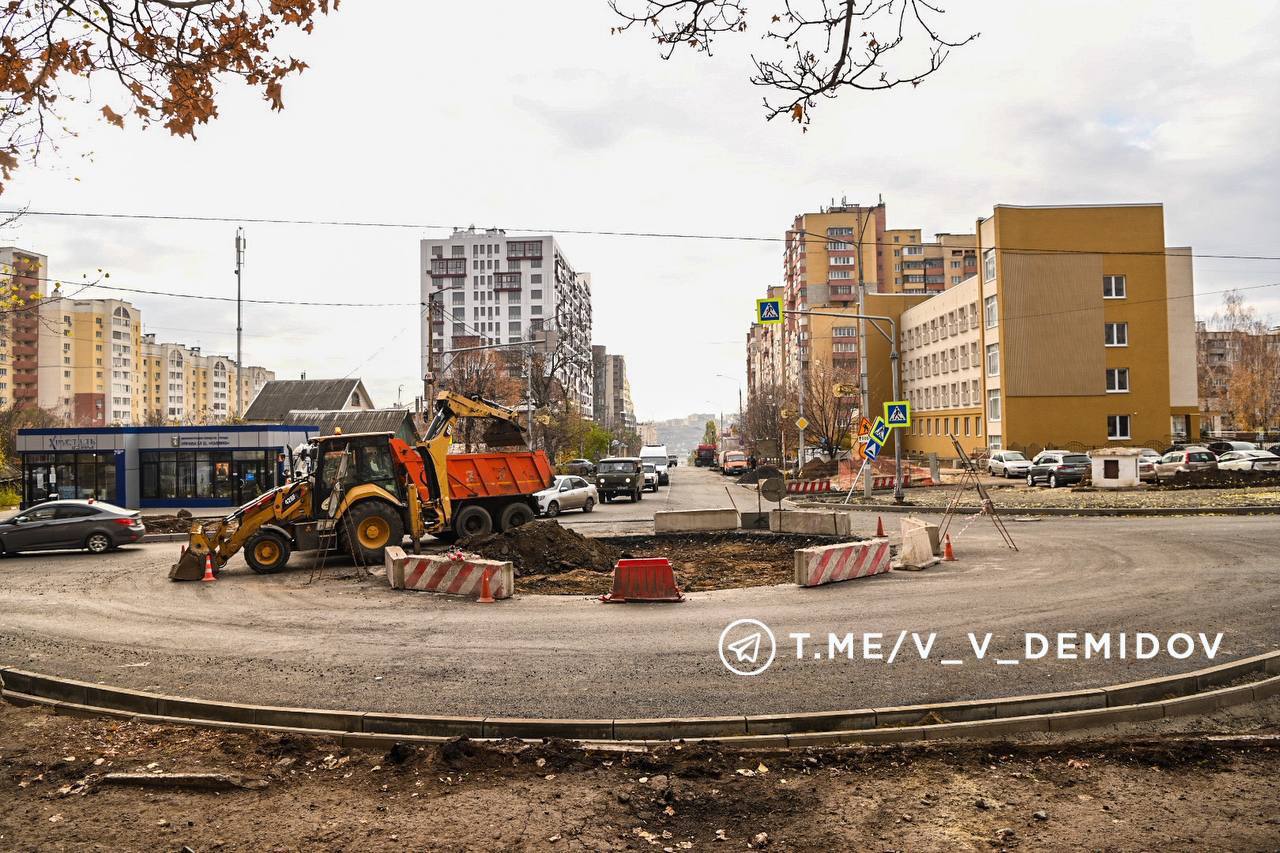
left=4, top=207, right=1279, bottom=261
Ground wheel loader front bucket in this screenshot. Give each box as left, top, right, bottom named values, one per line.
left=169, top=525, right=216, bottom=581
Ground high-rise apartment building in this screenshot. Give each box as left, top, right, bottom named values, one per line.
left=139, top=335, right=274, bottom=424
left=591, top=345, right=636, bottom=432
left=1, top=247, right=58, bottom=414
left=420, top=228, right=594, bottom=413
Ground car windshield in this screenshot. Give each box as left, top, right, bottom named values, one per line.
left=1004, top=452, right=1026, bottom=461
left=1064, top=455, right=1090, bottom=464
left=726, top=452, right=746, bottom=461
left=598, top=461, right=635, bottom=473
left=643, top=464, right=655, bottom=472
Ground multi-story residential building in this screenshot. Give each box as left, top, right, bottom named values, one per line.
left=1, top=247, right=57, bottom=414
left=140, top=335, right=275, bottom=424
left=420, top=228, right=594, bottom=414
left=882, top=231, right=980, bottom=294
left=590, top=345, right=635, bottom=432
left=1197, top=321, right=1280, bottom=434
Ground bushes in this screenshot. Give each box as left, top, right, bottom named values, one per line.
left=0, top=485, right=20, bottom=508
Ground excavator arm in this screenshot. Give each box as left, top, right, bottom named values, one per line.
left=169, top=479, right=312, bottom=580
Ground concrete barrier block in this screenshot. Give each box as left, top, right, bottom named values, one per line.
left=253, top=706, right=364, bottom=733
left=158, top=696, right=259, bottom=725
left=769, top=509, right=851, bottom=537
left=899, top=516, right=942, bottom=569
left=83, top=683, right=163, bottom=716
left=398, top=554, right=514, bottom=600
left=793, top=538, right=890, bottom=587
left=654, top=509, right=740, bottom=533
left=1160, top=683, right=1253, bottom=719
left=923, top=716, right=1050, bottom=739
left=384, top=545, right=408, bottom=589
left=875, top=699, right=996, bottom=727
left=738, top=511, right=770, bottom=530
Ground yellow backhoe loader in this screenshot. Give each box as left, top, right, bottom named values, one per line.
left=169, top=391, right=553, bottom=580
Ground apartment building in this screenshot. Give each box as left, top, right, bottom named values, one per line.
left=140, top=335, right=275, bottom=424
left=1, top=247, right=58, bottom=414
left=420, top=228, right=594, bottom=413
left=1197, top=321, right=1280, bottom=434
left=591, top=346, right=636, bottom=432
left=882, top=231, right=980, bottom=294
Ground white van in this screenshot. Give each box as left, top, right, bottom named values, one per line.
left=640, top=444, right=670, bottom=486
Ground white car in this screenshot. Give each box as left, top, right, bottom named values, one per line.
left=1215, top=450, right=1280, bottom=473
left=535, top=475, right=598, bottom=517
left=987, top=450, right=1032, bottom=478
left=642, top=464, right=659, bottom=492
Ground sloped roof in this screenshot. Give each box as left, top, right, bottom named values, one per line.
left=244, top=379, right=370, bottom=422
left=282, top=408, right=416, bottom=437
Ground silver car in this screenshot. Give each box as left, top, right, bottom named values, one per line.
left=535, top=475, right=598, bottom=517
left=1216, top=450, right=1280, bottom=473
left=987, top=450, right=1032, bottom=478
left=0, top=500, right=146, bottom=556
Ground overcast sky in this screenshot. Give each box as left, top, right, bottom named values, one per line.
left=2, top=1, right=1277, bottom=421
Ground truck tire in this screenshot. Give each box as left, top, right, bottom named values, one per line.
left=245, top=530, right=292, bottom=574
left=453, top=504, right=493, bottom=539
left=499, top=502, right=535, bottom=531
left=344, top=500, right=404, bottom=564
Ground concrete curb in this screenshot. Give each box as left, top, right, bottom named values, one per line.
left=793, top=502, right=1280, bottom=517
left=3, top=651, right=1276, bottom=746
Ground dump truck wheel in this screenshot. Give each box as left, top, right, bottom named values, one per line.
left=345, top=501, right=404, bottom=564
left=245, top=531, right=291, bottom=574
left=499, top=502, right=535, bottom=531
left=453, top=505, right=493, bottom=539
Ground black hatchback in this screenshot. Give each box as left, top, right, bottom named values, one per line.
left=0, top=500, right=146, bottom=556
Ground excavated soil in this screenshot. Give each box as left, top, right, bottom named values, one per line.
left=3, top=701, right=1279, bottom=851
left=516, top=530, right=842, bottom=596
left=459, top=520, right=622, bottom=576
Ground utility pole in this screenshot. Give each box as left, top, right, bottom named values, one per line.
left=854, top=208, right=873, bottom=498
left=234, top=228, right=245, bottom=418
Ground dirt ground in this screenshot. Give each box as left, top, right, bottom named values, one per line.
left=2, top=701, right=1278, bottom=851
left=813, top=481, right=1280, bottom=510
left=514, top=531, right=838, bottom=596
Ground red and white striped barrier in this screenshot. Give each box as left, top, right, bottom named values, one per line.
left=384, top=546, right=513, bottom=600
left=793, top=538, right=892, bottom=587
left=786, top=472, right=934, bottom=494
left=787, top=479, right=834, bottom=494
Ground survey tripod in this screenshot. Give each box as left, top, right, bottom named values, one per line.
left=939, top=434, right=1018, bottom=551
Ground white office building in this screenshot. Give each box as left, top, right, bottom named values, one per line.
left=419, top=228, right=594, bottom=413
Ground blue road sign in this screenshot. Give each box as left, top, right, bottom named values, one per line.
left=884, top=400, right=911, bottom=428
left=870, top=417, right=890, bottom=447
left=756, top=298, right=783, bottom=325
left=865, top=439, right=882, bottom=461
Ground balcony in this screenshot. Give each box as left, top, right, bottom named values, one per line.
left=13, top=329, right=37, bottom=344
left=13, top=358, right=36, bottom=371
left=429, top=259, right=467, bottom=277
left=507, top=241, right=544, bottom=261
left=12, top=344, right=36, bottom=357
left=494, top=272, right=522, bottom=291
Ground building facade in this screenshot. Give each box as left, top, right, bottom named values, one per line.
left=420, top=228, right=594, bottom=413
left=0, top=247, right=54, bottom=413
left=591, top=345, right=636, bottom=432
left=1197, top=322, right=1280, bottom=434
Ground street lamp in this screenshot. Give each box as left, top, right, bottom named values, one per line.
left=713, top=374, right=743, bottom=449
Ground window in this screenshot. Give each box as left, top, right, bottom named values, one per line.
left=985, top=343, right=999, bottom=376
left=1107, top=414, right=1131, bottom=440
left=830, top=270, right=852, bottom=279
left=1103, top=275, right=1126, bottom=299
left=831, top=256, right=852, bottom=265
left=531, top=274, right=542, bottom=284
left=1105, top=322, right=1128, bottom=347
left=984, top=295, right=997, bottom=328
left=983, top=249, right=996, bottom=282
left=833, top=327, right=857, bottom=338
left=987, top=390, right=1001, bottom=421
left=1106, top=368, right=1129, bottom=392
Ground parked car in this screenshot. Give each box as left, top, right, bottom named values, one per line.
left=1215, top=450, right=1280, bottom=473
left=721, top=451, right=749, bottom=476
left=1205, top=440, right=1258, bottom=456
left=1135, top=448, right=1163, bottom=482
left=0, top=500, right=145, bottom=556
left=1026, top=451, right=1091, bottom=488
left=1153, top=448, right=1218, bottom=482
left=987, top=450, right=1032, bottom=478
left=535, top=475, right=598, bottom=517
left=564, top=458, right=595, bottom=478
left=1161, top=442, right=1210, bottom=455
left=594, top=457, right=644, bottom=503
left=1267, top=444, right=1280, bottom=457
left=642, top=464, right=659, bottom=492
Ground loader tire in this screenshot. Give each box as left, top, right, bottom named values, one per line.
left=245, top=531, right=292, bottom=574
left=498, top=502, right=535, bottom=531
left=452, top=504, right=493, bottom=539
left=344, top=501, right=404, bottom=565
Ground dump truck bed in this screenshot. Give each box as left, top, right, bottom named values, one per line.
left=447, top=451, right=554, bottom=499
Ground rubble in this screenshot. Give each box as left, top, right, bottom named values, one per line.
left=459, top=520, right=621, bottom=576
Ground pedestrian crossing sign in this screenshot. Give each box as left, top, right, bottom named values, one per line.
left=864, top=438, right=882, bottom=461
left=756, top=298, right=784, bottom=325
left=884, top=400, right=911, bottom=428
left=869, top=416, right=890, bottom=447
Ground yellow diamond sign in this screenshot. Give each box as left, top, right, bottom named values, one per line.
left=795, top=416, right=809, bottom=431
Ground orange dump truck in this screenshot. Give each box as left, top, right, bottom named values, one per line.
left=444, top=451, right=555, bottom=536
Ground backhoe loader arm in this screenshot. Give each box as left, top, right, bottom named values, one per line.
left=169, top=479, right=312, bottom=580
left=425, top=391, right=528, bottom=443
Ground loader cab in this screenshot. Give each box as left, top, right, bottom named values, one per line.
left=311, top=432, right=405, bottom=512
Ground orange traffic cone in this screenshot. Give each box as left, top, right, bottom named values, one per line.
left=943, top=535, right=956, bottom=562
left=477, top=570, right=495, bottom=604
left=875, top=516, right=886, bottom=538
left=201, top=554, right=217, bottom=582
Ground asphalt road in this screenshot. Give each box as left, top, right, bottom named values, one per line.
left=1, top=465, right=1277, bottom=720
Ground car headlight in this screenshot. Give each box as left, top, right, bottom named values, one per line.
left=624, top=477, right=631, bottom=483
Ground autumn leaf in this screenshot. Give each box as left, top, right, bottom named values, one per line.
left=100, top=104, right=125, bottom=128
left=790, top=103, right=805, bottom=123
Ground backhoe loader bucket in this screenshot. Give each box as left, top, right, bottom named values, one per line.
left=170, top=524, right=218, bottom=581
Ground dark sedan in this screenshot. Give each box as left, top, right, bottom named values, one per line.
left=1026, top=451, right=1092, bottom=488
left=0, top=500, right=146, bottom=556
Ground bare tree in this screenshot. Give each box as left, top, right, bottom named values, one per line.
left=443, top=350, right=522, bottom=451
left=801, top=360, right=857, bottom=459
left=609, top=0, right=978, bottom=125
left=0, top=0, right=338, bottom=193
left=742, top=380, right=791, bottom=461
left=1201, top=291, right=1280, bottom=434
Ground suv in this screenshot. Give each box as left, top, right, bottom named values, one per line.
left=595, top=457, right=644, bottom=503
left=565, top=458, right=595, bottom=477
left=1026, top=451, right=1091, bottom=488
left=1153, top=448, right=1218, bottom=482
left=642, top=464, right=659, bottom=492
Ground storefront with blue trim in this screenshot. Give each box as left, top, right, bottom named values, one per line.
left=16, top=425, right=316, bottom=509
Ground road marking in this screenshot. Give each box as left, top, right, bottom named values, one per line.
left=941, top=659, right=964, bottom=665
left=996, top=659, right=1020, bottom=665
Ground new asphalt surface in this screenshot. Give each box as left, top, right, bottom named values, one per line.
left=1, top=466, right=1276, bottom=719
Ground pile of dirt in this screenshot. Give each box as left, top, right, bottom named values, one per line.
left=518, top=531, right=843, bottom=595
left=459, top=520, right=621, bottom=577
left=143, top=514, right=218, bottom=534
left=737, top=464, right=781, bottom=485
left=799, top=457, right=839, bottom=480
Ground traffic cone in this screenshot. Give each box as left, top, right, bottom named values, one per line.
left=875, top=516, right=886, bottom=538
left=477, top=570, right=495, bottom=604
left=943, top=535, right=956, bottom=562
left=201, top=554, right=217, bottom=582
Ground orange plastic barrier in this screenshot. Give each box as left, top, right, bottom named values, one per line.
left=600, top=558, right=685, bottom=603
